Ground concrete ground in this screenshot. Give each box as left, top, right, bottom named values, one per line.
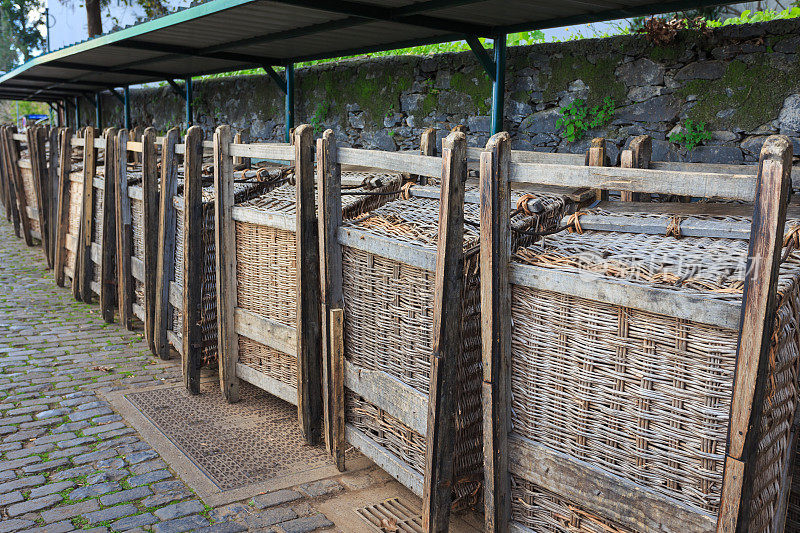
left=0, top=216, right=481, bottom=533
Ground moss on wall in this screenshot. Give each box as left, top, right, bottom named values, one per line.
left=677, top=56, right=800, bottom=130
left=542, top=53, right=626, bottom=106
left=449, top=69, right=492, bottom=114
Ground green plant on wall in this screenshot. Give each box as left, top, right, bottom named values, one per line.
left=310, top=102, right=329, bottom=133
left=668, top=119, right=711, bottom=150
left=556, top=97, right=616, bottom=142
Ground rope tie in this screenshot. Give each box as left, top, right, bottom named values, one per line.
left=400, top=182, right=414, bottom=200
left=516, top=193, right=539, bottom=216
left=781, top=224, right=800, bottom=261
left=566, top=212, right=585, bottom=234
left=665, top=216, right=683, bottom=239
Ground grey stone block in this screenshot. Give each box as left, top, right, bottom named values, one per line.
left=84, top=503, right=138, bottom=524
left=110, top=513, right=159, bottom=531
left=253, top=489, right=302, bottom=509
left=277, top=514, right=335, bottom=533
left=128, top=469, right=172, bottom=487
left=154, top=500, right=205, bottom=521
left=7, top=494, right=62, bottom=516
left=69, top=481, right=121, bottom=500
left=100, top=486, right=152, bottom=506
left=152, top=514, right=210, bottom=533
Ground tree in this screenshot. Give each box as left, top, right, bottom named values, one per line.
left=0, top=0, right=46, bottom=71
left=77, top=0, right=172, bottom=38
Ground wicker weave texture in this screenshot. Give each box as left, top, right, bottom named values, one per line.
left=130, top=191, right=145, bottom=308
left=508, top=216, right=800, bottom=530
left=65, top=176, right=83, bottom=272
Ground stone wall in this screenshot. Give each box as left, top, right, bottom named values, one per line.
left=79, top=17, right=800, bottom=165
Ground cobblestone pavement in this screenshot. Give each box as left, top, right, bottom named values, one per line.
left=0, top=219, right=360, bottom=532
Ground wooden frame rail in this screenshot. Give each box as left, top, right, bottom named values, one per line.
left=214, top=124, right=324, bottom=442
left=54, top=128, right=76, bottom=289
left=318, top=128, right=467, bottom=533
left=479, top=133, right=795, bottom=533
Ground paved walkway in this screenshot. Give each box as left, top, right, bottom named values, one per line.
left=0, top=218, right=353, bottom=533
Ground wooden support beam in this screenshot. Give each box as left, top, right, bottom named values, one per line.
left=182, top=126, right=204, bottom=394
left=154, top=128, right=181, bottom=360
left=588, top=137, right=607, bottom=202
left=479, top=131, right=511, bottom=533
left=465, top=36, right=495, bottom=80
left=98, top=129, right=117, bottom=323
left=620, top=135, right=651, bottom=203
left=30, top=127, right=52, bottom=266
left=142, top=128, right=159, bottom=351
left=54, top=128, right=74, bottom=287
left=115, top=129, right=134, bottom=328
left=77, top=126, right=97, bottom=302
left=166, top=79, right=186, bottom=100
left=7, top=126, right=33, bottom=246
left=330, top=308, right=346, bottom=472
left=47, top=127, right=60, bottom=265
left=214, top=124, right=240, bottom=403
left=423, top=130, right=466, bottom=533
left=317, top=128, right=344, bottom=465
left=263, top=65, right=288, bottom=94
left=419, top=127, right=436, bottom=186
left=294, top=124, right=323, bottom=444
left=717, top=135, right=794, bottom=533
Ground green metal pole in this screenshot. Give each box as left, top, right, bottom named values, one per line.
left=74, top=97, right=80, bottom=128
left=124, top=86, right=131, bottom=130
left=491, top=34, right=506, bottom=136
left=185, top=77, right=193, bottom=127
left=285, top=63, right=294, bottom=143
left=95, top=93, right=101, bottom=130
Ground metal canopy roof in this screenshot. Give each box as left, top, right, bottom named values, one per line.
left=0, top=0, right=738, bottom=101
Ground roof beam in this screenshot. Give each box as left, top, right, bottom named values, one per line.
left=47, top=60, right=169, bottom=78
left=109, top=87, right=125, bottom=105
left=465, top=36, right=495, bottom=81
left=113, top=39, right=279, bottom=65
left=166, top=79, right=187, bottom=100
left=14, top=75, right=113, bottom=88
left=263, top=66, right=287, bottom=94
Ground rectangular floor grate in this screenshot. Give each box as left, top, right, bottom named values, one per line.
left=356, top=497, right=423, bottom=533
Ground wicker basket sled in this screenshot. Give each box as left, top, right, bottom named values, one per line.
left=480, top=133, right=799, bottom=533
left=155, top=126, right=269, bottom=392
left=214, top=124, right=404, bottom=443
left=116, top=127, right=159, bottom=348
left=0, top=125, right=52, bottom=262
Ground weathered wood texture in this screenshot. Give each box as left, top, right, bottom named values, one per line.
left=620, top=135, right=652, bottom=202
left=76, top=126, right=97, bottom=302
left=480, top=132, right=512, bottom=533
left=7, top=126, right=32, bottom=245
left=423, top=131, right=466, bottom=533
left=317, top=129, right=344, bottom=462
left=54, top=128, right=74, bottom=287
left=116, top=129, right=135, bottom=328
left=142, top=128, right=159, bottom=346
left=589, top=137, right=607, bottom=202
left=294, top=124, right=323, bottom=444
left=154, top=128, right=180, bottom=360
left=213, top=125, right=240, bottom=403
left=717, top=136, right=793, bottom=533
left=182, top=126, right=204, bottom=394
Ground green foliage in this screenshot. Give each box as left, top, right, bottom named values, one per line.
left=668, top=120, right=711, bottom=150
left=705, top=6, right=800, bottom=27
left=310, top=102, right=328, bottom=134
left=556, top=97, right=615, bottom=142
left=0, top=0, right=45, bottom=70
left=543, top=54, right=626, bottom=107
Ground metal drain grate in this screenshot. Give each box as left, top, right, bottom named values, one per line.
left=356, top=497, right=423, bottom=533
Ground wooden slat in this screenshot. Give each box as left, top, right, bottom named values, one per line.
left=77, top=126, right=97, bottom=302
left=89, top=280, right=101, bottom=296
left=231, top=206, right=294, bottom=231
left=93, top=138, right=105, bottom=149
left=294, top=124, right=323, bottom=444
left=1, top=126, right=22, bottom=238
left=234, top=307, right=297, bottom=357
left=620, top=135, right=651, bottom=202
left=7, top=127, right=33, bottom=246
left=182, top=126, right=204, bottom=394
left=47, top=127, right=60, bottom=266
left=236, top=362, right=297, bottom=406
left=508, top=435, right=716, bottom=533
left=31, top=127, right=52, bottom=267
left=560, top=213, right=752, bottom=239
left=509, top=263, right=741, bottom=329
left=92, top=177, right=104, bottom=189
left=169, top=281, right=182, bottom=310
left=11, top=133, right=26, bottom=142
left=228, top=142, right=294, bottom=161
left=55, top=129, right=75, bottom=288
left=126, top=141, right=143, bottom=153
left=99, top=129, right=117, bottom=323
left=174, top=144, right=185, bottom=155
left=65, top=233, right=77, bottom=253
left=167, top=330, right=183, bottom=356
left=338, top=147, right=441, bottom=178
left=317, top=129, right=344, bottom=464
left=345, top=361, right=428, bottom=436
left=131, top=256, right=144, bottom=282
left=142, top=127, right=160, bottom=353
left=330, top=308, right=345, bottom=472
left=510, top=163, right=758, bottom=201
left=337, top=227, right=436, bottom=271
left=214, top=125, right=240, bottom=402
left=17, top=160, right=32, bottom=170
left=90, top=242, right=101, bottom=264
left=25, top=206, right=40, bottom=221
left=70, top=138, right=85, bottom=147
left=718, top=136, right=793, bottom=532
left=423, top=131, right=465, bottom=533
left=154, top=128, right=181, bottom=360
left=115, top=129, right=133, bottom=328
left=128, top=186, right=143, bottom=201
left=132, top=302, right=145, bottom=322
left=30, top=229, right=41, bottom=240
left=480, top=132, right=512, bottom=533
left=346, top=425, right=424, bottom=497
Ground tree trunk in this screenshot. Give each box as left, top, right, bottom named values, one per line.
left=85, top=0, right=102, bottom=37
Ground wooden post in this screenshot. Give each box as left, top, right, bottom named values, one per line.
left=588, top=137, right=607, bottom=202
left=0, top=126, right=10, bottom=222
left=8, top=126, right=33, bottom=246
left=154, top=128, right=180, bottom=360
left=54, top=128, right=73, bottom=287
left=182, top=125, right=204, bottom=394
left=4, top=127, right=21, bottom=238
left=329, top=308, right=345, bottom=472
left=77, top=126, right=97, bottom=302
left=30, top=127, right=52, bottom=265
left=317, top=129, right=344, bottom=464
left=295, top=124, right=323, bottom=444
left=99, top=128, right=117, bottom=323
left=214, top=124, right=240, bottom=402
left=479, top=132, right=512, bottom=533
left=115, top=129, right=134, bottom=329
left=716, top=135, right=793, bottom=533
left=422, top=130, right=466, bottom=533
left=142, top=128, right=159, bottom=351
left=130, top=126, right=142, bottom=164
left=419, top=127, right=436, bottom=185
left=48, top=127, right=61, bottom=265
left=232, top=131, right=251, bottom=169
left=620, top=135, right=652, bottom=203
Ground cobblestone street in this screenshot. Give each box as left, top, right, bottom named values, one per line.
left=0, top=218, right=373, bottom=533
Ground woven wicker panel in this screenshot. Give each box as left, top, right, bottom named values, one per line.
left=90, top=185, right=104, bottom=285
left=510, top=474, right=632, bottom=533
left=238, top=337, right=297, bottom=386
left=65, top=177, right=83, bottom=272
left=131, top=192, right=146, bottom=308
left=19, top=165, right=41, bottom=234
left=509, top=217, right=800, bottom=527
left=788, top=437, right=800, bottom=530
